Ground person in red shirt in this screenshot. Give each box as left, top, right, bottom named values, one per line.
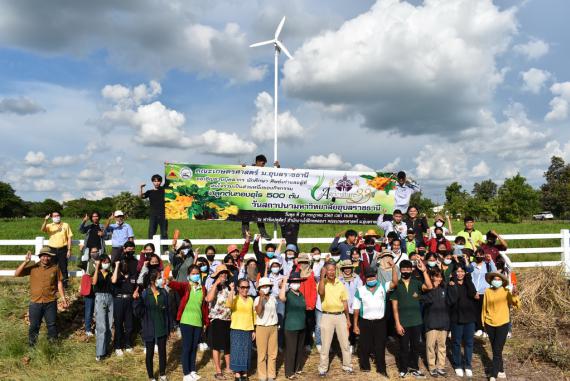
left=295, top=253, right=318, bottom=352
left=427, top=227, right=452, bottom=253
left=480, top=230, right=508, bottom=262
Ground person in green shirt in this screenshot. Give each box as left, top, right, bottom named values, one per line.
left=279, top=271, right=307, bottom=379
left=456, top=216, right=485, bottom=251
left=133, top=270, right=172, bottom=381
left=391, top=259, right=433, bottom=378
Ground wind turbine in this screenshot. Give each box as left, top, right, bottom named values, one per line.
left=250, top=16, right=293, bottom=164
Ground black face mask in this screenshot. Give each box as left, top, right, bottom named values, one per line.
left=437, top=249, right=447, bottom=255
left=401, top=272, right=412, bottom=279
left=475, top=257, right=484, bottom=263
left=436, top=234, right=443, bottom=239
left=124, top=251, right=134, bottom=257
left=487, top=239, right=496, bottom=245
left=149, top=264, right=159, bottom=271
left=206, top=254, right=215, bottom=262
left=366, top=246, right=374, bottom=254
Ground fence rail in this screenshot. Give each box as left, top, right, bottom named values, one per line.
left=1, top=230, right=569, bottom=277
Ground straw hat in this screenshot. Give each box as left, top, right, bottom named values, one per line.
left=339, top=259, right=354, bottom=269
left=211, top=264, right=230, bottom=278
left=485, top=272, right=509, bottom=288
left=379, top=249, right=393, bottom=259
left=364, top=229, right=380, bottom=238
left=38, top=246, right=55, bottom=257
left=297, top=253, right=311, bottom=263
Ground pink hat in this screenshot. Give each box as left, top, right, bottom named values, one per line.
left=227, top=244, right=239, bottom=254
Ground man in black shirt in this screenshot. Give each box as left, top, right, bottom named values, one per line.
left=79, top=212, right=108, bottom=269
left=111, top=241, right=139, bottom=355
left=140, top=174, right=168, bottom=248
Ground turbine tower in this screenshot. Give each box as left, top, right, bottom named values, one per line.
left=250, top=16, right=293, bottom=163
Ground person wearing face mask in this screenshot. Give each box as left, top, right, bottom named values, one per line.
left=254, top=277, right=279, bottom=381
left=359, top=235, right=381, bottom=274
left=171, top=240, right=194, bottom=281
left=295, top=253, right=318, bottom=352
left=111, top=241, right=139, bottom=356
left=441, top=252, right=458, bottom=283
left=239, top=255, right=260, bottom=297
left=311, top=248, right=325, bottom=353
left=338, top=260, right=363, bottom=355
left=404, top=206, right=429, bottom=246
left=481, top=272, right=520, bottom=381
left=253, top=234, right=279, bottom=277
left=390, top=259, right=433, bottom=378
left=310, top=247, right=324, bottom=275
left=421, top=270, right=451, bottom=378
left=456, top=216, right=484, bottom=251
left=79, top=211, right=108, bottom=267
left=133, top=270, right=172, bottom=381
left=223, top=255, right=240, bottom=287
left=352, top=265, right=398, bottom=376
left=41, top=211, right=73, bottom=288
left=168, top=265, right=210, bottom=381
left=281, top=243, right=299, bottom=277
left=204, top=245, right=219, bottom=271
left=138, top=254, right=164, bottom=290
left=427, top=226, right=452, bottom=253
left=138, top=243, right=164, bottom=273
left=205, top=265, right=233, bottom=379
left=265, top=258, right=286, bottom=351
left=469, top=248, right=497, bottom=337
left=91, top=254, right=114, bottom=361
left=428, top=214, right=453, bottom=239
left=226, top=231, right=251, bottom=268
left=227, top=279, right=256, bottom=381
left=480, top=230, right=508, bottom=262
left=349, top=247, right=365, bottom=281
left=424, top=252, right=441, bottom=272
left=105, top=210, right=135, bottom=263
left=15, top=247, right=68, bottom=346
left=447, top=266, right=478, bottom=378
left=279, top=271, right=307, bottom=379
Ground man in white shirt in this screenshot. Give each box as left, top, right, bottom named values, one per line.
left=394, top=171, right=420, bottom=213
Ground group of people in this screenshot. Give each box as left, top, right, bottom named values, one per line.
left=15, top=170, right=520, bottom=381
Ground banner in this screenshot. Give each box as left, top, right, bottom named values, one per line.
left=164, top=163, right=399, bottom=224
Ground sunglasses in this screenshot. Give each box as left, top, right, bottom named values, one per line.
left=239, top=286, right=250, bottom=290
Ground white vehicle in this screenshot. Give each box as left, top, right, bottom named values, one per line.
left=533, top=211, right=554, bottom=220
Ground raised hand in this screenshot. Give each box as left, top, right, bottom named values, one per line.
left=25, top=250, right=32, bottom=262
left=44, top=214, right=51, bottom=221
left=417, top=260, right=426, bottom=272
left=82, top=214, right=89, bottom=223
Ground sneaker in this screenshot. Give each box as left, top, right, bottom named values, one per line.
left=155, top=344, right=158, bottom=355
left=95, top=356, right=101, bottom=362
left=319, top=371, right=327, bottom=378
left=176, top=327, right=182, bottom=339
left=143, top=347, right=146, bottom=354
left=342, top=366, right=354, bottom=374
left=150, top=379, right=156, bottom=381
left=115, top=349, right=124, bottom=357
left=474, top=330, right=483, bottom=337
left=85, top=331, right=94, bottom=337
left=490, top=378, right=497, bottom=381
left=182, top=375, right=193, bottom=381
left=465, top=369, right=473, bottom=378
left=507, top=332, right=512, bottom=339
left=125, top=348, right=133, bottom=354
left=316, top=345, right=321, bottom=353
left=430, top=369, right=439, bottom=377
left=349, top=345, right=354, bottom=354
left=399, top=371, right=409, bottom=378
left=436, top=369, right=447, bottom=376
left=454, top=369, right=464, bottom=377
left=190, top=371, right=201, bottom=380
left=411, top=369, right=426, bottom=378
left=159, top=376, right=167, bottom=381
left=198, top=343, right=207, bottom=351
left=498, top=372, right=506, bottom=379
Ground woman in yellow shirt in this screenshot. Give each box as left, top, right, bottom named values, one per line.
left=482, top=272, right=520, bottom=381
left=226, top=278, right=256, bottom=381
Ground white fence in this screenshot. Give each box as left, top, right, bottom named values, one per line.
left=1, top=230, right=569, bottom=277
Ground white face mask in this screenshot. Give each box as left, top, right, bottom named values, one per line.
left=312, top=255, right=321, bottom=262
left=435, top=221, right=444, bottom=228
left=290, top=283, right=301, bottom=291
left=260, top=286, right=271, bottom=294
left=331, top=256, right=340, bottom=263
left=52, top=217, right=61, bottom=223
left=101, top=263, right=110, bottom=271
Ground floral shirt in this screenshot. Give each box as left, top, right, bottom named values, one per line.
left=208, top=287, right=231, bottom=321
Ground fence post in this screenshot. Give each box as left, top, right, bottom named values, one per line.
left=34, top=236, right=44, bottom=255
left=562, top=229, right=570, bottom=278
left=153, top=235, right=162, bottom=255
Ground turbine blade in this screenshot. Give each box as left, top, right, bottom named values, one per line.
left=275, top=16, right=286, bottom=39
left=276, top=40, right=293, bottom=60
left=250, top=39, right=275, bottom=48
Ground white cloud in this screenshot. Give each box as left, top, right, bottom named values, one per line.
left=61, top=192, right=75, bottom=202
left=380, top=158, right=401, bottom=172
left=194, top=130, right=257, bottom=156
left=250, top=92, right=305, bottom=142
left=471, top=161, right=490, bottom=177
left=415, top=145, right=467, bottom=181
left=545, top=82, right=570, bottom=121
left=23, top=166, right=46, bottom=178
left=513, top=38, right=550, bottom=60
left=305, top=153, right=351, bottom=169
left=102, top=80, right=161, bottom=107
left=33, top=179, right=56, bottom=191
left=351, top=163, right=375, bottom=172
left=52, top=155, right=75, bottom=166
left=520, top=68, right=551, bottom=94
left=24, top=151, right=46, bottom=166
left=283, top=0, right=517, bottom=135
left=0, top=97, right=44, bottom=115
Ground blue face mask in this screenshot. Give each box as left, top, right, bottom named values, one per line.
left=266, top=251, right=275, bottom=258
left=366, top=280, right=378, bottom=288
left=156, top=278, right=164, bottom=288
left=491, top=280, right=503, bottom=289
left=188, top=274, right=201, bottom=283
left=271, top=267, right=280, bottom=274
left=200, top=266, right=208, bottom=273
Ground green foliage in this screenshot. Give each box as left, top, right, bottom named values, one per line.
left=472, top=179, right=498, bottom=201
left=0, top=182, right=28, bottom=217
left=465, top=196, right=498, bottom=222
left=62, top=197, right=115, bottom=218
left=409, top=192, right=436, bottom=217
left=113, top=192, right=147, bottom=219
left=26, top=199, right=62, bottom=217
left=541, top=156, right=570, bottom=219
left=497, top=173, right=541, bottom=223
left=444, top=182, right=470, bottom=217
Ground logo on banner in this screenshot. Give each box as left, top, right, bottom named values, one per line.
left=179, top=168, right=193, bottom=179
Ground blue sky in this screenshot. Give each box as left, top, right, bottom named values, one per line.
left=0, top=0, right=569, bottom=204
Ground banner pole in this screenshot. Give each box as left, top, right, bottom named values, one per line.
left=273, top=47, right=279, bottom=241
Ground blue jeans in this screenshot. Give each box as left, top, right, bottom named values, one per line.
left=95, top=293, right=114, bottom=357
left=314, top=309, right=322, bottom=346
left=451, top=322, right=475, bottom=370
left=181, top=324, right=202, bottom=375
left=84, top=296, right=95, bottom=333
left=29, top=301, right=57, bottom=346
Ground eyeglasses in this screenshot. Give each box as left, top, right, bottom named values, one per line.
left=239, top=286, right=250, bottom=290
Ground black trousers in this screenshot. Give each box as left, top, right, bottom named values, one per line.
left=398, top=324, right=422, bottom=372
left=304, top=309, right=316, bottom=346
left=241, top=221, right=268, bottom=237
left=113, top=296, right=134, bottom=349
left=348, top=313, right=357, bottom=346
left=50, top=246, right=68, bottom=286
left=280, top=223, right=300, bottom=246
left=148, top=215, right=168, bottom=252
left=29, top=301, right=57, bottom=346
left=485, top=323, right=509, bottom=378
left=146, top=335, right=167, bottom=378
left=111, top=247, right=123, bottom=263
left=359, top=318, right=387, bottom=372
left=284, top=329, right=305, bottom=377
left=475, top=295, right=484, bottom=331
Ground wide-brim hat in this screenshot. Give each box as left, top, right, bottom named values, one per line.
left=297, top=253, right=311, bottom=263
left=485, top=272, right=509, bottom=288
left=379, top=250, right=393, bottom=259
left=212, top=264, right=230, bottom=278
left=257, top=277, right=272, bottom=289
left=288, top=271, right=304, bottom=282
left=38, top=246, right=55, bottom=257
left=226, top=244, right=239, bottom=254
left=364, top=229, right=379, bottom=238
left=243, top=253, right=257, bottom=264
left=269, top=258, right=282, bottom=268
left=339, top=259, right=354, bottom=269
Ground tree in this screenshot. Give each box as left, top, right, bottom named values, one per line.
left=0, top=182, right=28, bottom=217
left=444, top=182, right=470, bottom=217
left=465, top=197, right=498, bottom=222
left=497, top=173, right=540, bottom=223
left=27, top=199, right=62, bottom=217
left=409, top=192, right=436, bottom=217
left=541, top=156, right=570, bottom=218
left=113, top=192, right=147, bottom=219
left=472, top=179, right=498, bottom=201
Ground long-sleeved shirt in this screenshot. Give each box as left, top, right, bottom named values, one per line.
left=421, top=285, right=450, bottom=330
left=330, top=236, right=354, bottom=260
left=446, top=276, right=478, bottom=324
left=470, top=261, right=497, bottom=294
left=482, top=287, right=520, bottom=327
left=394, top=182, right=420, bottom=213
left=376, top=215, right=408, bottom=240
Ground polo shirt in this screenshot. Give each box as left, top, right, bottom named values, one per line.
left=180, top=286, right=203, bottom=327
left=45, top=222, right=73, bottom=248
left=321, top=278, right=348, bottom=313
left=406, top=239, right=417, bottom=255
left=106, top=223, right=134, bottom=247
left=284, top=290, right=306, bottom=331
left=390, top=278, right=423, bottom=328
left=352, top=281, right=391, bottom=320
left=457, top=229, right=485, bottom=250
left=20, top=262, right=61, bottom=303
